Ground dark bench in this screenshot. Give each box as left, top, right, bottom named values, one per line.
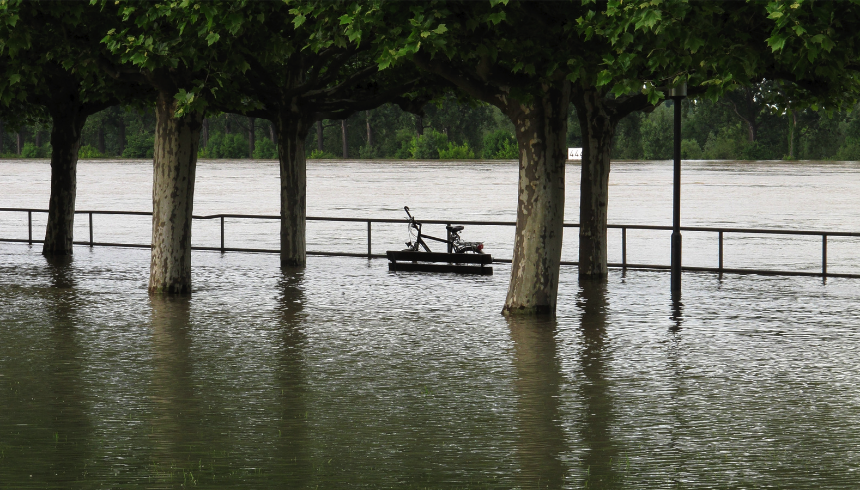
left=386, top=250, right=493, bottom=275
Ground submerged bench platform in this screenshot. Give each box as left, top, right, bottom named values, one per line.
left=387, top=251, right=493, bottom=275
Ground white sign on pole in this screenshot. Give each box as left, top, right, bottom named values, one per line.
left=568, top=148, right=582, bottom=160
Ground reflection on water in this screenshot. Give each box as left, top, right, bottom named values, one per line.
left=3, top=243, right=860, bottom=487
left=509, top=315, right=567, bottom=488
left=274, top=267, right=310, bottom=486
left=576, top=280, right=619, bottom=489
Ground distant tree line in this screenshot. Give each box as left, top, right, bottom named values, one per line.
left=6, top=84, right=860, bottom=162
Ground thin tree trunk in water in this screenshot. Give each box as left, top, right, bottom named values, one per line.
left=275, top=113, right=309, bottom=267
left=316, top=120, right=323, bottom=152
left=43, top=110, right=87, bottom=256
left=149, top=92, right=202, bottom=294
left=341, top=119, right=348, bottom=159
left=573, top=89, right=615, bottom=279
left=248, top=117, right=256, bottom=158
left=366, top=111, right=373, bottom=148
left=503, top=84, right=569, bottom=315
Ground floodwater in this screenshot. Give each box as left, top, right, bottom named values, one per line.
left=1, top=159, right=860, bottom=488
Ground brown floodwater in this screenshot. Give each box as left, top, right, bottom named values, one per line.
left=1, top=159, right=859, bottom=488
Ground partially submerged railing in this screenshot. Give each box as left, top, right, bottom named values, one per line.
left=1, top=207, right=858, bottom=279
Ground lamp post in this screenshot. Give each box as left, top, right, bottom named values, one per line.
left=670, top=83, right=687, bottom=293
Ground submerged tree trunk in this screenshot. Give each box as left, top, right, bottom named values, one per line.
left=573, top=89, right=616, bottom=279
left=502, top=85, right=569, bottom=316
left=43, top=110, right=87, bottom=256
left=341, top=119, right=348, bottom=159
left=148, top=92, right=202, bottom=294
left=275, top=113, right=309, bottom=267
left=248, top=117, right=256, bottom=158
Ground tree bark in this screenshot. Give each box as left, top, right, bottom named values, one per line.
left=17, top=132, right=23, bottom=154
left=0, top=119, right=4, bottom=153
left=35, top=130, right=42, bottom=147
left=224, top=113, right=232, bottom=135
left=275, top=112, right=309, bottom=267
left=366, top=111, right=373, bottom=148
left=118, top=117, right=126, bottom=155
left=201, top=118, right=209, bottom=148
left=148, top=92, right=203, bottom=294
left=43, top=110, right=87, bottom=256
left=96, top=123, right=105, bottom=154
left=415, top=115, right=424, bottom=136
left=502, top=84, right=569, bottom=315
left=788, top=108, right=796, bottom=159
left=341, top=119, right=348, bottom=159
left=248, top=117, right=256, bottom=158
left=573, top=89, right=616, bottom=279
left=316, top=120, right=323, bottom=152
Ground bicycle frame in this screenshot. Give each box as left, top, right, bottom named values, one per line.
left=403, top=206, right=484, bottom=254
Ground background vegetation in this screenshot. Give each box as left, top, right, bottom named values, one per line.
left=4, top=87, right=860, bottom=161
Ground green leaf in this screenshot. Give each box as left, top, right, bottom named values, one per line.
left=596, top=69, right=613, bottom=86
left=768, top=33, right=789, bottom=51
left=206, top=32, right=220, bottom=45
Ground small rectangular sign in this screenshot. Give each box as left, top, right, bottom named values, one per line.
left=568, top=148, right=582, bottom=160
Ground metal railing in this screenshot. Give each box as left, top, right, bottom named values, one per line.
left=1, top=207, right=859, bottom=279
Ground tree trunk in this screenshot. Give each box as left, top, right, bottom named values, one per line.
left=118, top=118, right=126, bottom=155
left=573, top=89, right=616, bottom=279
left=366, top=111, right=373, bottom=149
left=248, top=117, right=256, bottom=158
left=35, top=130, right=42, bottom=147
left=275, top=112, right=309, bottom=267
left=149, top=92, right=203, bottom=294
left=415, top=115, right=424, bottom=136
left=224, top=113, right=232, bottom=135
left=96, top=124, right=105, bottom=154
left=502, top=84, right=569, bottom=315
left=0, top=119, right=4, bottom=153
left=43, top=110, right=87, bottom=256
left=788, top=109, right=796, bottom=159
left=201, top=118, right=209, bottom=148
left=269, top=122, right=276, bottom=143
left=316, top=120, right=323, bottom=152
left=341, top=119, right=348, bottom=159
left=17, top=132, right=23, bottom=154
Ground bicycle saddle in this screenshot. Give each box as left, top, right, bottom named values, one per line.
left=446, top=225, right=464, bottom=232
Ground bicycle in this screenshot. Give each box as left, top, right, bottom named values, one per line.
left=403, top=206, right=485, bottom=253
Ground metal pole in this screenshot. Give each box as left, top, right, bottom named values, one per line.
left=822, top=234, right=827, bottom=277
left=27, top=211, right=32, bottom=245
left=220, top=216, right=225, bottom=253
left=621, top=227, right=627, bottom=268
left=367, top=220, right=372, bottom=258
left=447, top=224, right=452, bottom=254
left=670, top=84, right=686, bottom=292
left=89, top=212, right=93, bottom=246
left=718, top=231, right=724, bottom=272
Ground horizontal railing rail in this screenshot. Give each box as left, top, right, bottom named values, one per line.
left=1, top=207, right=858, bottom=279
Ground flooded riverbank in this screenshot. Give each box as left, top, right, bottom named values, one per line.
left=2, top=159, right=860, bottom=488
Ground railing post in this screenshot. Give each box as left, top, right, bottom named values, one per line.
left=27, top=211, right=32, bottom=245
left=367, top=220, right=372, bottom=258
left=822, top=234, right=827, bottom=277
left=718, top=231, right=724, bottom=272
left=447, top=223, right=452, bottom=254
left=621, top=227, right=627, bottom=268
left=89, top=212, right=93, bottom=246
left=220, top=216, right=225, bottom=253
